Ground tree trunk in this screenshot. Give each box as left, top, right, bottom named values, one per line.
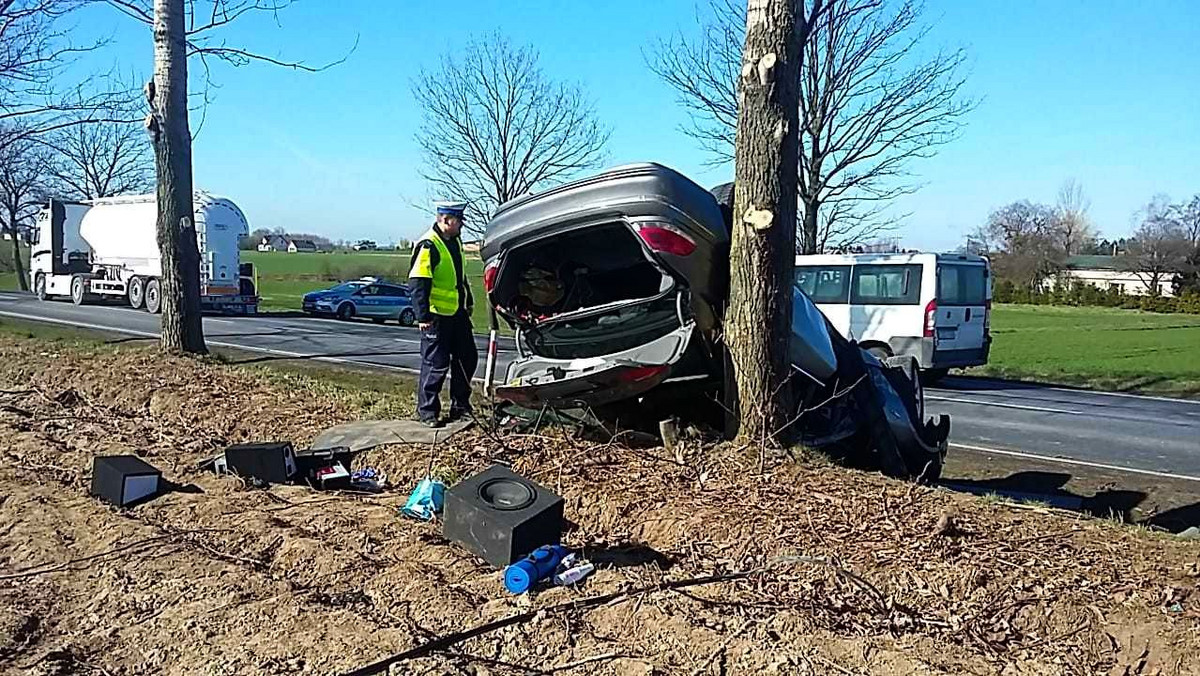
left=726, top=0, right=809, bottom=444
left=800, top=197, right=819, bottom=255
left=10, top=227, right=27, bottom=291
left=149, top=0, right=205, bottom=354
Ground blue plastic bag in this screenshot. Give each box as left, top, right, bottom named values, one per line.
left=401, top=477, right=446, bottom=521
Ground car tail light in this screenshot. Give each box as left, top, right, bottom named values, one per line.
left=483, top=258, right=500, bottom=293
left=636, top=224, right=696, bottom=256
left=924, top=298, right=937, bottom=338
left=615, top=364, right=669, bottom=384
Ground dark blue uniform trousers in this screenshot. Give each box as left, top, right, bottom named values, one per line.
left=418, top=312, right=478, bottom=421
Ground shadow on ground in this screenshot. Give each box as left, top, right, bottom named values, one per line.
left=939, top=470, right=1199, bottom=533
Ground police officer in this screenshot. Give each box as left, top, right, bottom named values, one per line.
left=408, top=200, right=478, bottom=428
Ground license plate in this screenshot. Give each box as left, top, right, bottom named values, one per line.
left=937, top=327, right=957, bottom=339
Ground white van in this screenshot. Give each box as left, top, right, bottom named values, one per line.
left=794, top=252, right=992, bottom=380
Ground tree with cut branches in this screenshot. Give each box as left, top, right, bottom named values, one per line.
left=0, top=128, right=50, bottom=290
left=651, top=0, right=972, bottom=254
left=412, top=33, right=610, bottom=235
left=106, top=0, right=348, bottom=353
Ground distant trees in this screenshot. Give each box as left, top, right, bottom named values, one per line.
left=42, top=110, right=153, bottom=199
left=1055, top=178, right=1095, bottom=256
left=0, top=130, right=51, bottom=290
left=977, top=200, right=1066, bottom=289
left=650, top=0, right=973, bottom=254
left=412, top=33, right=610, bottom=235
left=1120, top=196, right=1194, bottom=296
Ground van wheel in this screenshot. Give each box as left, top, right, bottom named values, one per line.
left=70, top=275, right=86, bottom=305
left=127, top=276, right=145, bottom=309
left=145, top=279, right=162, bottom=314
left=34, top=274, right=47, bottom=301
left=336, top=302, right=355, bottom=321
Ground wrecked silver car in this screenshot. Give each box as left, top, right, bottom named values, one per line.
left=481, top=163, right=949, bottom=480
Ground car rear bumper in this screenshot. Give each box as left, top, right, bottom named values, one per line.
left=889, top=336, right=991, bottom=370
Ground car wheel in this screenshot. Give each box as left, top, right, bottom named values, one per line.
left=921, top=368, right=949, bottom=385
left=70, top=275, right=86, bottom=305
left=399, top=308, right=416, bottom=326
left=336, top=302, right=355, bottom=321
left=145, top=278, right=162, bottom=314
left=34, top=274, right=47, bottom=301
left=127, top=276, right=145, bottom=309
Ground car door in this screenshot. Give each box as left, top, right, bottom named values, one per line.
left=355, top=284, right=382, bottom=318
left=378, top=284, right=408, bottom=320
left=849, top=264, right=924, bottom=345
left=935, top=263, right=988, bottom=351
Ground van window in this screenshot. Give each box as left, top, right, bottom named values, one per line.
left=795, top=265, right=850, bottom=304
left=938, top=264, right=988, bottom=306
left=851, top=264, right=922, bottom=305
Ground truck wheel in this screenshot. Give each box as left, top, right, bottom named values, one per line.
left=145, top=279, right=162, bottom=314
left=127, top=276, right=145, bottom=309
left=70, top=275, right=86, bottom=305
left=336, top=302, right=355, bottom=321
left=34, top=274, right=47, bottom=301
left=399, top=308, right=416, bottom=326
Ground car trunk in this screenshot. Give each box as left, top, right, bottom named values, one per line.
left=489, top=221, right=697, bottom=407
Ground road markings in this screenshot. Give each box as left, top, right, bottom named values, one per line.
left=950, top=442, right=1200, bottom=483
left=926, top=395, right=1082, bottom=416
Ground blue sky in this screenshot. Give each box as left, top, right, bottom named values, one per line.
left=71, top=0, right=1200, bottom=249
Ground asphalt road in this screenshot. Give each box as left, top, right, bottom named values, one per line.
left=3, top=291, right=1198, bottom=481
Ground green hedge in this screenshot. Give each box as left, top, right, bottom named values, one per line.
left=994, top=278, right=1200, bottom=315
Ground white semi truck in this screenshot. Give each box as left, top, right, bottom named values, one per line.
left=29, top=193, right=258, bottom=314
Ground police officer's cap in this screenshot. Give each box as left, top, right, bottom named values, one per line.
left=434, top=200, right=468, bottom=219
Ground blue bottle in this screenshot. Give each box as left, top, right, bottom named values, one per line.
left=504, top=544, right=569, bottom=594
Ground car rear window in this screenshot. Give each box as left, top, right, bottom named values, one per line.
left=794, top=265, right=850, bottom=304
left=851, top=264, right=923, bottom=305
left=938, top=264, right=988, bottom=306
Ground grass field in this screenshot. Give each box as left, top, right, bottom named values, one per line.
left=972, top=304, right=1200, bottom=396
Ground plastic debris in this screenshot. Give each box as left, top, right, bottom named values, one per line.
left=401, top=477, right=446, bottom=521
left=553, top=552, right=595, bottom=587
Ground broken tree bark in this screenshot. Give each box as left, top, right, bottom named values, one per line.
left=147, top=0, right=206, bottom=354
left=726, top=0, right=818, bottom=443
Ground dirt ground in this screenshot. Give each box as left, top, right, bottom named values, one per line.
left=1, top=334, right=1198, bottom=676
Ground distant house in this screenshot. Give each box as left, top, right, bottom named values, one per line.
left=258, top=235, right=288, bottom=252
left=352, top=239, right=378, bottom=251
left=287, top=239, right=318, bottom=253
left=1050, top=255, right=1179, bottom=297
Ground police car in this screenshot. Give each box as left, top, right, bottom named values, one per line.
left=302, top=277, right=417, bottom=325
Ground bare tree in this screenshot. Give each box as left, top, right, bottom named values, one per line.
left=1055, top=178, right=1093, bottom=255
left=0, top=128, right=50, bottom=290
left=651, top=0, right=972, bottom=254
left=412, top=33, right=610, bottom=234
left=0, top=1, right=135, bottom=149
left=725, top=0, right=828, bottom=443
left=976, top=200, right=1064, bottom=290
left=1173, top=194, right=1200, bottom=294
left=1121, top=196, right=1191, bottom=296
left=107, top=0, right=349, bottom=354
left=43, top=111, right=153, bottom=199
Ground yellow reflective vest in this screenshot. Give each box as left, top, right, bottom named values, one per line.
left=408, top=228, right=463, bottom=317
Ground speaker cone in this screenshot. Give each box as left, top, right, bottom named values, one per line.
left=478, top=478, right=536, bottom=510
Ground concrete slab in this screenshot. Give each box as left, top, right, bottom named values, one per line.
left=310, top=419, right=473, bottom=452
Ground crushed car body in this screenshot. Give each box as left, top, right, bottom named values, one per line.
left=481, top=162, right=950, bottom=480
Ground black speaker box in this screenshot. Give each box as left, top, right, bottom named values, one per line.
left=443, top=464, right=564, bottom=568
left=91, top=455, right=162, bottom=507
left=224, top=442, right=297, bottom=485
